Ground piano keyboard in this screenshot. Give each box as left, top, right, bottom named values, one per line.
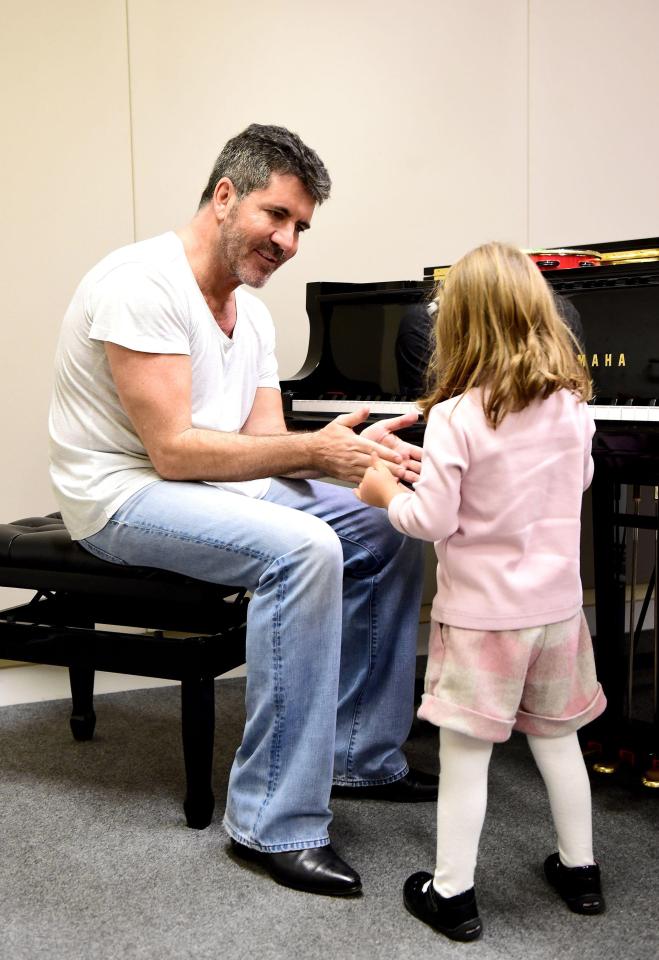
left=291, top=399, right=422, bottom=416
left=290, top=399, right=659, bottom=423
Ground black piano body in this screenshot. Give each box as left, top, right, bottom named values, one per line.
left=282, top=236, right=659, bottom=425
left=281, top=238, right=659, bottom=782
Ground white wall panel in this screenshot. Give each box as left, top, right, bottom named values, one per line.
left=127, top=0, right=528, bottom=377
left=529, top=0, right=659, bottom=247
left=0, top=1, right=134, bottom=607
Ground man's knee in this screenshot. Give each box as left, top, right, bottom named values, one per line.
left=274, top=510, right=344, bottom=574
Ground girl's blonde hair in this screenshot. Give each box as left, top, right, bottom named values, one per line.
left=420, top=242, right=592, bottom=427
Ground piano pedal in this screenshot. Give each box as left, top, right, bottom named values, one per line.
left=592, top=758, right=619, bottom=776
left=640, top=753, right=659, bottom=790
left=584, top=740, right=619, bottom=775
left=588, top=743, right=638, bottom=776
left=641, top=769, right=659, bottom=789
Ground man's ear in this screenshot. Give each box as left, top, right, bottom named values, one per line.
left=212, top=177, right=235, bottom=222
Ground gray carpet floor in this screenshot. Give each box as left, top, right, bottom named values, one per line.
left=0, top=678, right=657, bottom=960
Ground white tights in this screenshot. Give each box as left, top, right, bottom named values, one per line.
left=433, top=728, right=595, bottom=898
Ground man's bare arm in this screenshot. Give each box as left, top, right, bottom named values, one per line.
left=239, top=386, right=323, bottom=479
left=105, top=344, right=403, bottom=484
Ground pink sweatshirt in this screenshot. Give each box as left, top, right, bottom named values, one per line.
left=388, top=388, right=595, bottom=630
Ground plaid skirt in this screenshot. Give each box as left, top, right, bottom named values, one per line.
left=417, top=610, right=606, bottom=742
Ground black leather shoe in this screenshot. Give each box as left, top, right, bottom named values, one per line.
left=544, top=853, right=605, bottom=914
left=403, top=871, right=482, bottom=942
left=331, top=768, right=438, bottom=802
left=229, top=840, right=362, bottom=896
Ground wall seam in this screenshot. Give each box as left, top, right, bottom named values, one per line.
left=526, top=0, right=531, bottom=247
left=125, top=0, right=137, bottom=242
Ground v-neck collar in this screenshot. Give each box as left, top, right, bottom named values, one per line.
left=172, top=231, right=241, bottom=348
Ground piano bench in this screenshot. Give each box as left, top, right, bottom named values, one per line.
left=0, top=513, right=248, bottom=830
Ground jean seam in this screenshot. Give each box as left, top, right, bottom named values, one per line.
left=250, top=556, right=287, bottom=841
left=337, top=533, right=384, bottom=577
left=80, top=539, right=128, bottom=565
left=332, top=765, right=409, bottom=788
left=344, top=576, right=377, bottom=777
left=224, top=821, right=330, bottom=853
left=337, top=534, right=382, bottom=779
left=105, top=518, right=273, bottom=562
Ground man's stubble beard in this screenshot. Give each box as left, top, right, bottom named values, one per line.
left=219, top=209, right=281, bottom=290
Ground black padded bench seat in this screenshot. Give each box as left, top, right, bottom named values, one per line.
left=0, top=514, right=248, bottom=829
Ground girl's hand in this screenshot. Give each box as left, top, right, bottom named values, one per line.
left=355, top=453, right=404, bottom=508
left=360, top=411, right=422, bottom=484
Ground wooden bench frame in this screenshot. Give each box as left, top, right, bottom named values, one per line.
left=0, top=515, right=248, bottom=829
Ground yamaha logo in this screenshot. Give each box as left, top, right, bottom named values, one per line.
left=578, top=354, right=626, bottom=367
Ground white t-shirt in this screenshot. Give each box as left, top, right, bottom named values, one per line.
left=49, top=232, right=281, bottom=540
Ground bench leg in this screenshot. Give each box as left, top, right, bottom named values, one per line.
left=69, top=665, right=96, bottom=741
left=181, top=676, right=216, bottom=829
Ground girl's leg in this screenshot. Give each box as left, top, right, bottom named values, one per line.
left=403, top=726, right=490, bottom=942
left=434, top=727, right=494, bottom=897
left=527, top=732, right=594, bottom=867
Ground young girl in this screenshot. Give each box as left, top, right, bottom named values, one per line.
left=356, top=242, right=607, bottom=941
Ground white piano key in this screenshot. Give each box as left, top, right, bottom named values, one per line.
left=592, top=405, right=659, bottom=423
left=291, top=399, right=659, bottom=424
left=626, top=407, right=648, bottom=421
left=291, top=399, right=421, bottom=416
left=592, top=405, right=623, bottom=421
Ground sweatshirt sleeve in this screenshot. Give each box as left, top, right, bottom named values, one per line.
left=388, top=401, right=468, bottom=542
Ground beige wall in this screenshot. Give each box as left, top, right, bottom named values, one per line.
left=529, top=0, right=659, bottom=246
left=1, top=0, right=134, bottom=608
left=128, top=0, right=530, bottom=378
left=1, top=0, right=658, bottom=615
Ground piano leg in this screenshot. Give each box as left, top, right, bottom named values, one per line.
left=588, top=470, right=627, bottom=772
left=641, top=488, right=659, bottom=789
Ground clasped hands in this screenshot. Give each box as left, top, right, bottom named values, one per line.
left=323, top=405, right=420, bottom=500
left=354, top=451, right=404, bottom=508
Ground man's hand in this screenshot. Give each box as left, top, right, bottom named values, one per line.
left=354, top=453, right=404, bottom=508
left=308, top=407, right=405, bottom=484
left=360, top=411, right=422, bottom=484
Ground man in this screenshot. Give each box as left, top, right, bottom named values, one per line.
left=49, top=124, right=434, bottom=897
left=395, top=291, right=584, bottom=400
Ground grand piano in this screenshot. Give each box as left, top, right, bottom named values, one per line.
left=281, top=237, right=659, bottom=787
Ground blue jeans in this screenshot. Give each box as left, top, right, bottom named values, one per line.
left=81, top=477, right=424, bottom=851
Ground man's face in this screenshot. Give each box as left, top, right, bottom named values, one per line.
left=217, top=173, right=315, bottom=288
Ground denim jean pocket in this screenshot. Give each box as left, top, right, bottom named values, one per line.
left=79, top=536, right=128, bottom=565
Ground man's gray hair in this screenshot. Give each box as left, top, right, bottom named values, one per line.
left=199, top=123, right=331, bottom=208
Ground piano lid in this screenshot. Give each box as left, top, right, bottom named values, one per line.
left=423, top=237, right=659, bottom=280
left=281, top=239, right=659, bottom=424
left=280, top=279, right=434, bottom=410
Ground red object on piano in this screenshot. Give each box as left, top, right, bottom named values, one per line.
left=526, top=248, right=601, bottom=270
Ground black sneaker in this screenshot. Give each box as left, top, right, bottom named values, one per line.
left=403, top=871, right=482, bottom=941
left=544, top=853, right=605, bottom=914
